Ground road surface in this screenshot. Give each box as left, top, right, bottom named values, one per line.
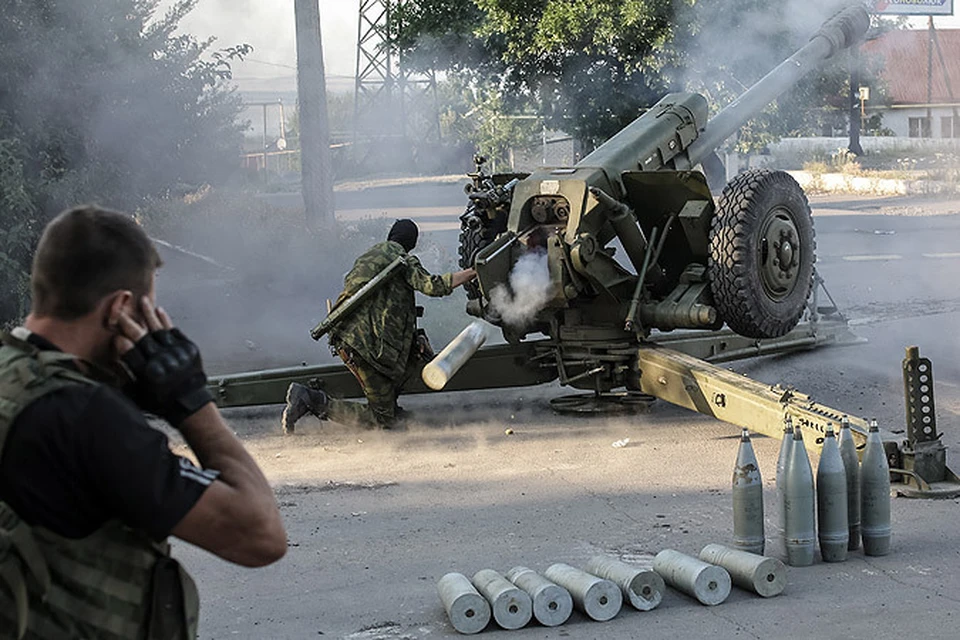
left=162, top=187, right=960, bottom=639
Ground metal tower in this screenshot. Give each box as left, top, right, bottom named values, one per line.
left=354, top=0, right=439, bottom=145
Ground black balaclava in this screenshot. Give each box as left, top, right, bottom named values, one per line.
left=387, top=219, right=419, bottom=252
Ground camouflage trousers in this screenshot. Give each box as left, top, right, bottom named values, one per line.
left=328, top=347, right=421, bottom=429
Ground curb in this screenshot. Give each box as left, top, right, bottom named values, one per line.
left=788, top=171, right=959, bottom=196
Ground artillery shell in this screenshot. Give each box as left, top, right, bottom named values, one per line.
left=783, top=427, right=816, bottom=567
left=584, top=555, right=664, bottom=611
left=437, top=572, right=491, bottom=635
left=472, top=569, right=532, bottom=630
left=653, top=549, right=732, bottom=606
left=861, top=419, right=892, bottom=556
left=776, top=416, right=795, bottom=542
left=422, top=321, right=488, bottom=390
left=816, top=426, right=849, bottom=562
left=544, top=563, right=622, bottom=621
left=732, top=428, right=765, bottom=555
left=839, top=415, right=862, bottom=551
left=505, top=566, right=572, bottom=627
left=698, top=544, right=786, bottom=598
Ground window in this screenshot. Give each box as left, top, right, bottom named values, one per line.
left=941, top=116, right=960, bottom=138
left=909, top=117, right=932, bottom=138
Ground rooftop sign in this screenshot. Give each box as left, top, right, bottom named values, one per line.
left=872, top=0, right=954, bottom=15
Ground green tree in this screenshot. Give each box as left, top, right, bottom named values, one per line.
left=437, top=79, right=540, bottom=171
left=398, top=0, right=681, bottom=149
left=0, top=0, right=249, bottom=324
left=396, top=0, right=893, bottom=153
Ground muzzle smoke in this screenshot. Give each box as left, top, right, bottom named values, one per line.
left=489, top=251, right=552, bottom=326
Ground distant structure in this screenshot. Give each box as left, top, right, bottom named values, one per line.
left=354, top=0, right=440, bottom=152
left=863, top=28, right=960, bottom=138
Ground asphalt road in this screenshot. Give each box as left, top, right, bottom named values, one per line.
left=166, top=186, right=960, bottom=640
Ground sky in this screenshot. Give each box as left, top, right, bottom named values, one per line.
left=166, top=1, right=959, bottom=90
left=165, top=0, right=360, bottom=85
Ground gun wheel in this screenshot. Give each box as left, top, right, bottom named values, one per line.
left=549, top=391, right=656, bottom=415
left=708, top=169, right=816, bottom=339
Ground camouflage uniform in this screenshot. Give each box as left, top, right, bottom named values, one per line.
left=327, top=240, right=453, bottom=427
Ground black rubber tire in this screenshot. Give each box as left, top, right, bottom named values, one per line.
left=458, top=202, right=509, bottom=300
left=708, top=169, right=816, bottom=339
left=457, top=203, right=488, bottom=300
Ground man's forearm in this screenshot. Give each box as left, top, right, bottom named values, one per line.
left=450, top=268, right=477, bottom=289
left=170, top=403, right=285, bottom=566
left=178, top=404, right=278, bottom=514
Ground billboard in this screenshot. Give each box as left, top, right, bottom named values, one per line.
left=872, top=0, right=954, bottom=15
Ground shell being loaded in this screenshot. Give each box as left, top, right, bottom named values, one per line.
left=422, top=321, right=489, bottom=391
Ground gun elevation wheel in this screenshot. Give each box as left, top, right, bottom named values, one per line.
left=708, top=169, right=815, bottom=339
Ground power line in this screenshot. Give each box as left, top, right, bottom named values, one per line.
left=241, top=57, right=353, bottom=79
left=243, top=58, right=296, bottom=70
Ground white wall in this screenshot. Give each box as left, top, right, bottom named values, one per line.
left=878, top=107, right=960, bottom=138
left=770, top=135, right=960, bottom=157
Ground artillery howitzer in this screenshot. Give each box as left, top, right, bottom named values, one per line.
left=208, top=5, right=960, bottom=498
left=457, top=4, right=871, bottom=350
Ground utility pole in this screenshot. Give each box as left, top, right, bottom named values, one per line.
left=926, top=16, right=934, bottom=137
left=848, top=46, right=863, bottom=156
left=295, top=0, right=334, bottom=227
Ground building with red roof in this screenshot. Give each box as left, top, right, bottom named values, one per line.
left=862, top=27, right=960, bottom=137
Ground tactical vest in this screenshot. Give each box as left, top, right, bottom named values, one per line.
left=0, top=331, right=199, bottom=639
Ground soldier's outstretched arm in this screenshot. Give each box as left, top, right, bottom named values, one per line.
left=405, top=255, right=454, bottom=297
left=405, top=255, right=477, bottom=297
left=450, top=268, right=477, bottom=289
left=116, top=298, right=286, bottom=568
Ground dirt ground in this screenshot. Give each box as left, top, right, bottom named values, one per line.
left=169, top=193, right=960, bottom=639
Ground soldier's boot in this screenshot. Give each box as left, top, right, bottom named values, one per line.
left=281, top=382, right=329, bottom=434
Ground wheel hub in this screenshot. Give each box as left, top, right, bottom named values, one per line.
left=759, top=209, right=801, bottom=300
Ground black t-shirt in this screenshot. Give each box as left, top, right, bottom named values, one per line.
left=0, top=333, right=213, bottom=540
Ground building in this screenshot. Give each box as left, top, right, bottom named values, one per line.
left=862, top=28, right=960, bottom=138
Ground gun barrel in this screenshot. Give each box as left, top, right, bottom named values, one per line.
left=681, top=4, right=870, bottom=169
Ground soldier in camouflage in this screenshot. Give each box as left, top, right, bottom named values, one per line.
left=282, top=219, right=476, bottom=432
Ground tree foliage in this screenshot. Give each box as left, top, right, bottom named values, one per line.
left=0, top=0, right=249, bottom=324
left=436, top=79, right=541, bottom=171
left=396, top=0, right=891, bottom=153
left=397, top=0, right=682, bottom=148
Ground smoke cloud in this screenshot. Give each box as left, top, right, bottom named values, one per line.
left=489, top=252, right=552, bottom=327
